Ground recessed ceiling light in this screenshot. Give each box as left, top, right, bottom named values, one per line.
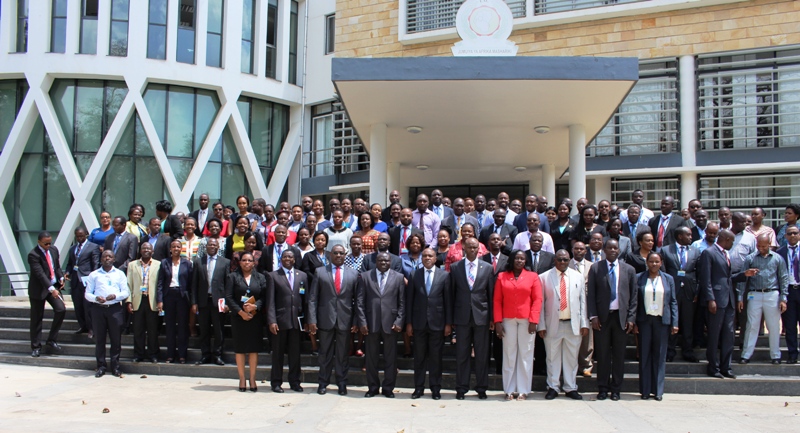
left=416, top=165, right=429, bottom=170
left=534, top=126, right=550, bottom=134
left=406, top=126, right=423, bottom=134
left=514, top=166, right=526, bottom=171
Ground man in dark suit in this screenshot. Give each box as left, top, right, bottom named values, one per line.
left=429, top=189, right=454, bottom=222
left=156, top=200, right=183, bottom=240
left=190, top=193, right=211, bottom=236
left=139, top=217, right=171, bottom=261
left=441, top=198, right=479, bottom=244
left=478, top=208, right=517, bottom=256
left=777, top=225, right=800, bottom=363
left=470, top=194, right=492, bottom=230
left=621, top=204, right=649, bottom=251
left=360, top=232, right=404, bottom=274
left=191, top=238, right=230, bottom=366
left=388, top=208, right=424, bottom=256
left=661, top=226, right=700, bottom=362
left=406, top=248, right=452, bottom=400
left=357, top=252, right=405, bottom=398
left=267, top=250, right=308, bottom=393
left=482, top=232, right=508, bottom=374
left=27, top=231, right=67, bottom=358
left=700, top=230, right=750, bottom=379
left=451, top=237, right=495, bottom=400
left=258, top=225, right=302, bottom=274
left=525, top=232, right=556, bottom=274
left=514, top=194, right=551, bottom=235
left=691, top=209, right=709, bottom=243
left=103, top=216, right=138, bottom=274
left=308, top=245, right=359, bottom=395
left=648, top=196, right=689, bottom=251
left=587, top=239, right=637, bottom=401
left=65, top=227, right=100, bottom=335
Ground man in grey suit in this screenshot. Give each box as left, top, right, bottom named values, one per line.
left=570, top=241, right=594, bottom=377
left=661, top=226, right=700, bottom=362
left=191, top=238, right=230, bottom=366
left=308, top=245, right=359, bottom=396
left=538, top=250, right=589, bottom=400
left=267, top=250, right=308, bottom=393
left=406, top=248, right=452, bottom=400
left=451, top=237, right=495, bottom=400
left=65, top=227, right=101, bottom=335
left=441, top=198, right=479, bottom=244
left=587, top=239, right=637, bottom=401
left=103, top=216, right=138, bottom=274
left=357, top=252, right=405, bottom=398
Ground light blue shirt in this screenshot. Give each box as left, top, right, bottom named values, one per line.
left=691, top=238, right=716, bottom=253
left=85, top=267, right=130, bottom=305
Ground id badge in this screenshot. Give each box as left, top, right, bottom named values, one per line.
left=241, top=295, right=250, bottom=303
left=747, top=292, right=755, bottom=301
left=73, top=266, right=79, bottom=272
left=299, top=287, right=305, bottom=295
left=677, top=271, right=686, bottom=277
left=218, top=298, right=226, bottom=313
left=650, top=303, right=659, bottom=312
left=140, top=286, right=147, bottom=293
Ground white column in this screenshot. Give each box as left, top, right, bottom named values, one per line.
left=569, top=124, right=586, bottom=203
left=223, top=0, right=242, bottom=74
left=387, top=161, right=400, bottom=204
left=542, top=164, right=556, bottom=204
left=27, top=0, right=49, bottom=54
left=369, top=124, right=387, bottom=205
left=679, top=55, right=698, bottom=204
left=594, top=176, right=612, bottom=203
left=529, top=172, right=542, bottom=197
left=128, top=0, right=148, bottom=59
left=97, top=0, right=112, bottom=56
left=166, top=0, right=179, bottom=62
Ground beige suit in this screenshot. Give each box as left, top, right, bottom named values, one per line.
left=538, top=268, right=588, bottom=393
left=570, top=258, right=594, bottom=373
left=126, top=260, right=161, bottom=311
left=126, top=259, right=162, bottom=359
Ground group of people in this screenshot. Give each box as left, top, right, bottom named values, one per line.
left=26, top=189, right=799, bottom=401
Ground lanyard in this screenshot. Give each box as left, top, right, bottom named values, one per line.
left=648, top=277, right=660, bottom=302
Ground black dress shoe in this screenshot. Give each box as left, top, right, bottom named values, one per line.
left=411, top=390, right=423, bottom=399
left=46, top=341, right=62, bottom=351
left=683, top=355, right=699, bottom=363
left=739, top=358, right=750, bottom=364
left=596, top=391, right=608, bottom=400
left=31, top=349, right=40, bottom=358
left=272, top=386, right=285, bottom=393
left=364, top=391, right=377, bottom=398
left=112, top=369, right=122, bottom=377
left=709, top=372, right=725, bottom=379
left=653, top=396, right=663, bottom=401
left=565, top=391, right=583, bottom=400
left=196, top=357, right=211, bottom=365
left=772, top=359, right=782, bottom=365
left=317, top=386, right=327, bottom=395
left=455, top=392, right=465, bottom=400
left=722, top=371, right=737, bottom=379
left=641, top=395, right=650, bottom=400
left=788, top=358, right=798, bottom=365
left=432, top=391, right=441, bottom=400
left=338, top=387, right=347, bottom=396
left=95, top=369, right=105, bottom=378
left=149, top=357, right=158, bottom=364
left=133, top=357, right=143, bottom=363
left=665, top=355, right=674, bottom=362
left=74, top=329, right=88, bottom=334
left=290, top=385, right=304, bottom=392
left=383, top=390, right=395, bottom=398
left=545, top=389, right=558, bottom=400
left=214, top=357, right=225, bottom=366
left=477, top=391, right=487, bottom=400
left=610, top=392, right=620, bottom=401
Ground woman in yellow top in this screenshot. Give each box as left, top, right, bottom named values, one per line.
left=224, top=216, right=263, bottom=260
left=125, top=204, right=148, bottom=238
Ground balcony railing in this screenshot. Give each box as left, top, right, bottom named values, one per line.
left=407, top=0, right=526, bottom=33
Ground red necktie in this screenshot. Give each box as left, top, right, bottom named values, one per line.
left=401, top=227, right=407, bottom=251
left=559, top=272, right=567, bottom=311
left=492, top=255, right=497, bottom=272
left=657, top=216, right=667, bottom=247
left=334, top=266, right=342, bottom=294
left=45, top=250, right=55, bottom=281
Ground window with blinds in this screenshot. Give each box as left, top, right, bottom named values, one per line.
left=699, top=173, right=800, bottom=228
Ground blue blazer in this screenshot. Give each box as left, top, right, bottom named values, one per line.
left=157, top=258, right=193, bottom=303
left=635, top=271, right=678, bottom=327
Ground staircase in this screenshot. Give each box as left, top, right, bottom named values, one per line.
left=1, top=298, right=798, bottom=395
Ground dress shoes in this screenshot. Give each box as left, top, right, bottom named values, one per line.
left=46, top=341, right=62, bottom=351
left=31, top=349, right=40, bottom=358
left=596, top=391, right=608, bottom=400
left=455, top=392, right=465, bottom=400
left=214, top=357, right=225, bottom=366
left=477, top=391, right=487, bottom=400
left=95, top=369, right=106, bottom=378
left=788, top=357, right=798, bottom=365
left=665, top=354, right=674, bottom=362
left=722, top=371, right=737, bottom=379
left=772, top=359, right=782, bottom=365
left=112, top=369, right=122, bottom=377
left=432, top=391, right=441, bottom=400
left=641, top=395, right=650, bottom=400
left=290, top=385, right=304, bottom=392
left=545, top=389, right=558, bottom=400
left=272, top=386, right=284, bottom=393
left=196, top=357, right=212, bottom=365
left=739, top=358, right=750, bottom=364
left=338, top=386, right=347, bottom=396
left=709, top=372, right=725, bottom=379
left=411, top=390, right=424, bottom=399
left=74, top=328, right=88, bottom=334
left=149, top=357, right=158, bottom=364
left=565, top=391, right=583, bottom=400
left=87, top=331, right=93, bottom=339
left=133, top=357, right=143, bottom=363
left=317, top=386, right=327, bottom=395
left=364, top=390, right=378, bottom=398
left=683, top=355, right=699, bottom=363
left=610, top=392, right=621, bottom=401
left=653, top=396, right=663, bottom=401
left=382, top=390, right=395, bottom=398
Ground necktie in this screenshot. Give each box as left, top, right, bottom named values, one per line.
left=425, top=269, right=433, bottom=295
left=495, top=225, right=501, bottom=234
left=594, top=252, right=600, bottom=263
left=400, top=227, right=407, bottom=251
left=75, top=242, right=82, bottom=258
left=492, top=255, right=497, bottom=272
left=379, top=272, right=386, bottom=294
left=44, top=249, right=55, bottom=281
left=334, top=266, right=342, bottom=294
left=792, top=247, right=800, bottom=282
left=418, top=212, right=424, bottom=230
left=436, top=206, right=443, bottom=219
left=113, top=234, right=121, bottom=253
left=456, top=216, right=463, bottom=242
left=630, top=223, right=637, bottom=238
left=609, top=263, right=617, bottom=303
left=477, top=213, right=484, bottom=228
left=287, top=269, right=294, bottom=290
left=207, top=257, right=214, bottom=281
left=532, top=252, right=538, bottom=272
left=679, top=246, right=686, bottom=269
left=559, top=272, right=567, bottom=311
left=276, top=244, right=283, bottom=259
left=468, top=262, right=475, bottom=289
left=657, top=216, right=667, bottom=248
left=722, top=249, right=730, bottom=268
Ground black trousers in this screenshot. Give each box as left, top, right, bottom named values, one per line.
left=163, top=290, right=189, bottom=360
left=668, top=294, right=696, bottom=358
left=132, top=300, right=160, bottom=358
left=197, top=296, right=225, bottom=358
left=365, top=331, right=398, bottom=393
left=492, top=332, right=503, bottom=375
left=594, top=310, right=627, bottom=393
left=92, top=303, right=124, bottom=371
left=29, top=293, right=66, bottom=350
left=706, top=304, right=735, bottom=375
left=783, top=287, right=800, bottom=358
left=638, top=316, right=669, bottom=398
left=271, top=327, right=301, bottom=387
left=70, top=285, right=92, bottom=332
left=413, top=326, right=444, bottom=392
left=454, top=318, right=490, bottom=394
left=317, top=328, right=350, bottom=388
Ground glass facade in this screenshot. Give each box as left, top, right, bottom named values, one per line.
left=50, top=0, right=68, bottom=53
left=147, top=0, right=168, bottom=60
left=177, top=0, right=196, bottom=64
left=265, top=0, right=278, bottom=79
left=237, top=96, right=290, bottom=185
left=288, top=1, right=298, bottom=84
left=206, top=0, right=224, bottom=68
left=109, top=0, right=130, bottom=57
left=80, top=0, right=99, bottom=54
left=0, top=80, right=29, bottom=154
left=16, top=0, right=29, bottom=53
left=241, top=0, right=256, bottom=74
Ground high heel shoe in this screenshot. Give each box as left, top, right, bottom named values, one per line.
left=249, top=379, right=258, bottom=392
left=238, top=379, right=246, bottom=392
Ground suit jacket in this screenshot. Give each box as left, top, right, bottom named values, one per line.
left=441, top=214, right=480, bottom=244
left=525, top=250, right=556, bottom=274
left=360, top=251, right=404, bottom=274
left=257, top=244, right=302, bottom=275
left=104, top=232, right=138, bottom=273
left=301, top=250, right=330, bottom=287
left=478, top=223, right=518, bottom=256
left=157, top=258, right=193, bottom=303
left=27, top=246, right=64, bottom=300
left=308, top=265, right=359, bottom=331
left=513, top=210, right=551, bottom=237
left=139, top=234, right=172, bottom=261
left=635, top=271, right=679, bottom=327
left=604, top=235, right=632, bottom=261
left=191, top=256, right=231, bottom=307
left=190, top=208, right=211, bottom=237
left=431, top=205, right=454, bottom=223
left=569, top=258, right=592, bottom=289
left=622, top=220, right=649, bottom=251
left=388, top=225, right=424, bottom=256
left=162, top=214, right=184, bottom=240
left=356, top=269, right=405, bottom=334
left=450, top=259, right=495, bottom=326
left=406, top=267, right=452, bottom=331
left=587, top=260, right=638, bottom=329
left=550, top=219, right=577, bottom=253
left=267, top=268, right=308, bottom=330
left=126, top=259, right=162, bottom=311
left=691, top=226, right=705, bottom=243
left=661, top=243, right=699, bottom=301
left=537, top=267, right=588, bottom=336
left=481, top=252, right=508, bottom=277
left=648, top=213, right=689, bottom=249
left=698, top=246, right=737, bottom=308
left=469, top=210, right=493, bottom=229
left=66, top=241, right=100, bottom=291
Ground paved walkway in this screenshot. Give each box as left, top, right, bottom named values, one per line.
left=0, top=363, right=798, bottom=433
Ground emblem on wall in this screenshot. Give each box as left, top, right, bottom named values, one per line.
left=452, top=0, right=518, bottom=56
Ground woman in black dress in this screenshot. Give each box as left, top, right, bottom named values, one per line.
left=570, top=205, right=607, bottom=247
left=550, top=202, right=576, bottom=253
left=301, top=231, right=330, bottom=283
left=225, top=252, right=268, bottom=392
left=628, top=229, right=656, bottom=274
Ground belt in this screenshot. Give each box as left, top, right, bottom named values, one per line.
left=560, top=318, right=571, bottom=322
left=94, top=302, right=122, bottom=308
left=749, top=288, right=777, bottom=293
left=169, top=286, right=180, bottom=289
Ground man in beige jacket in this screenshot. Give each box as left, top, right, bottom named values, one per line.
left=126, top=242, right=163, bottom=363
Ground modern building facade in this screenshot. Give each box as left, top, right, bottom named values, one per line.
left=1, top=0, right=800, bottom=281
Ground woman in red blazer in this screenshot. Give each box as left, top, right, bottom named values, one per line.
left=494, top=250, right=543, bottom=400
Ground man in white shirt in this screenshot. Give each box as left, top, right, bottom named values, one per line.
left=512, top=213, right=555, bottom=253
left=85, top=250, right=130, bottom=378
left=491, top=192, right=518, bottom=224
left=620, top=189, right=654, bottom=225
left=692, top=222, right=719, bottom=253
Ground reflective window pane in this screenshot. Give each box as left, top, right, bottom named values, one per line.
left=195, top=90, right=219, bottom=153
left=50, top=80, right=75, bottom=147
left=147, top=25, right=167, bottom=59
left=111, top=0, right=129, bottom=20
left=208, top=0, right=223, bottom=33
left=206, top=34, right=222, bottom=68
left=177, top=28, right=195, bottom=64
left=250, top=100, right=272, bottom=167
left=241, top=41, right=253, bottom=74
left=143, top=85, right=167, bottom=144
left=74, top=81, right=103, bottom=152
left=102, top=156, right=134, bottom=217
left=149, top=0, right=167, bottom=25
left=110, top=21, right=129, bottom=56
left=166, top=88, right=195, bottom=158
left=80, top=18, right=98, bottom=54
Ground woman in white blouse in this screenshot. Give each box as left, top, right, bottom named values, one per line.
left=634, top=252, right=679, bottom=401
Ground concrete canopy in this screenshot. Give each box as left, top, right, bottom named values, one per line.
left=331, top=56, right=638, bottom=188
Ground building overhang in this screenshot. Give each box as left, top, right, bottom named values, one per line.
left=332, top=56, right=638, bottom=184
